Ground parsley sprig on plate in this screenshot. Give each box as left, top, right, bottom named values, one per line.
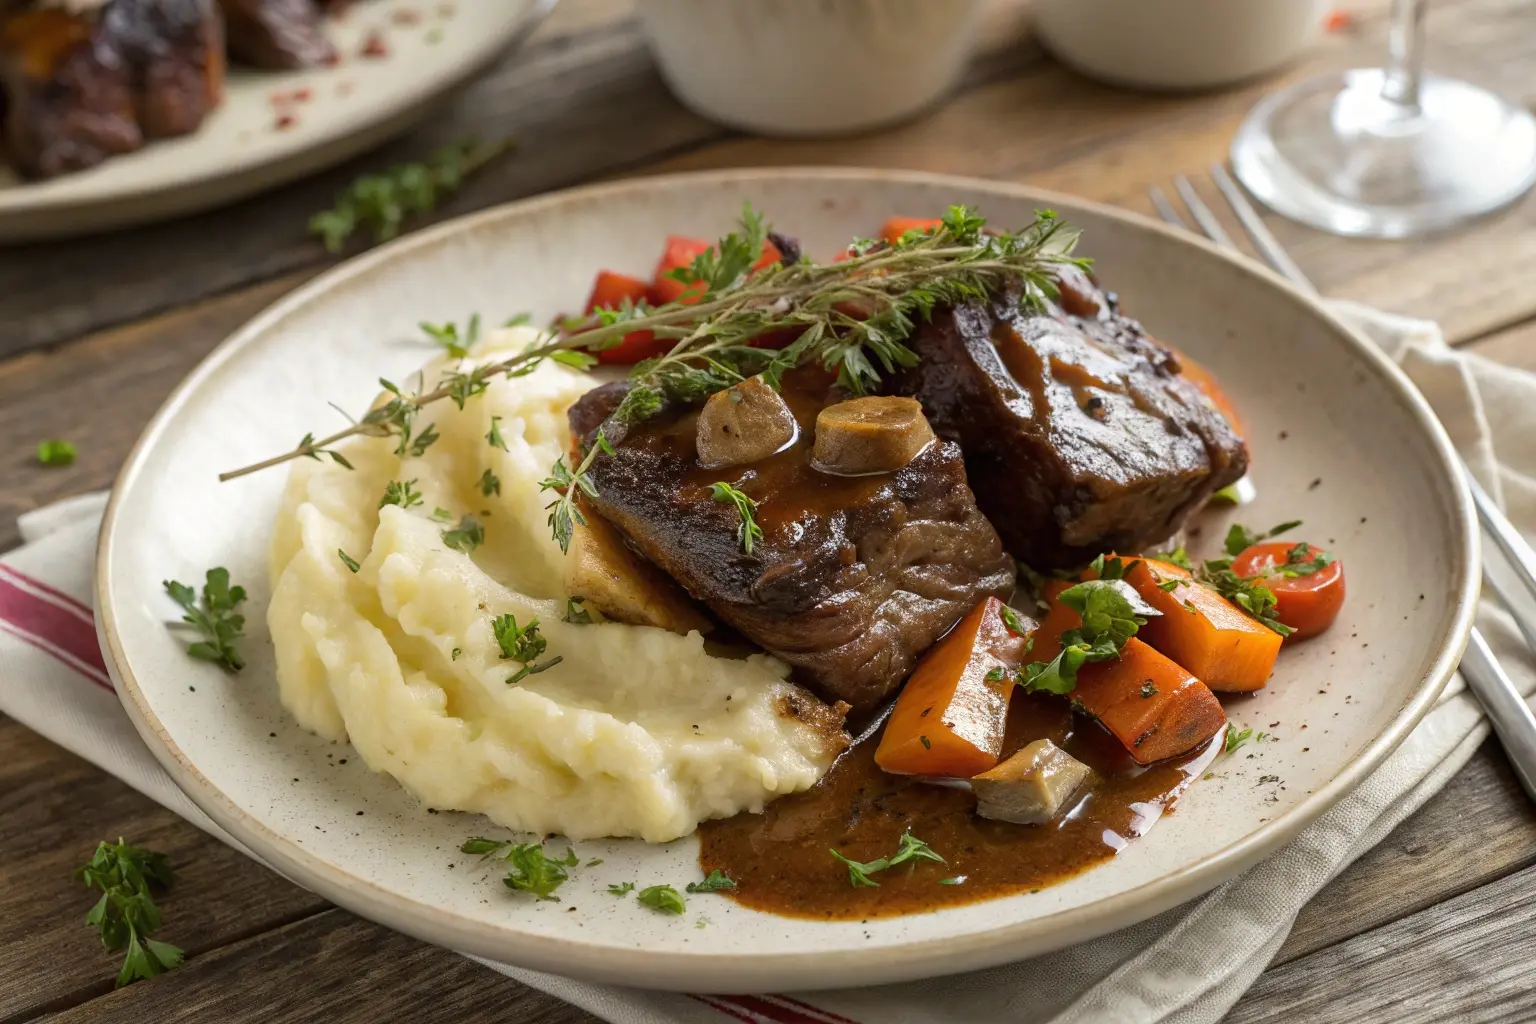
left=76, top=839, right=184, bottom=987
left=162, top=568, right=247, bottom=673
left=830, top=833, right=945, bottom=888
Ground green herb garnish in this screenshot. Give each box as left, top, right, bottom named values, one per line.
left=540, top=429, right=613, bottom=554
left=162, top=568, right=247, bottom=673
left=637, top=884, right=686, bottom=915
left=421, top=314, right=481, bottom=359
left=379, top=478, right=423, bottom=510
left=76, top=839, right=183, bottom=988
left=686, top=870, right=738, bottom=894
left=1224, top=520, right=1303, bottom=557
left=492, top=613, right=562, bottom=684
left=1282, top=542, right=1335, bottom=576
left=338, top=549, right=361, bottom=573
left=709, top=481, right=763, bottom=555
left=478, top=469, right=501, bottom=497
left=1225, top=725, right=1254, bottom=753
left=829, top=833, right=945, bottom=888
left=441, top=514, right=484, bottom=553
left=608, top=882, right=636, bottom=897
left=36, top=438, right=77, bottom=467
left=486, top=415, right=508, bottom=451
left=564, top=598, right=594, bottom=625
left=1017, top=579, right=1158, bottom=694
left=309, top=138, right=513, bottom=252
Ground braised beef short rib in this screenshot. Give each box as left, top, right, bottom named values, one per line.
left=890, top=269, right=1248, bottom=569
left=568, top=373, right=1017, bottom=711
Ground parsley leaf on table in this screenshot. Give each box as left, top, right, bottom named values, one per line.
left=76, top=839, right=183, bottom=988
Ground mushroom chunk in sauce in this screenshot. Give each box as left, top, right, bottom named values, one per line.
left=972, top=738, right=1095, bottom=825
left=695, top=376, right=797, bottom=469
left=811, top=396, right=936, bottom=476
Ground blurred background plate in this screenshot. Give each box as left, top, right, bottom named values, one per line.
left=0, top=0, right=554, bottom=244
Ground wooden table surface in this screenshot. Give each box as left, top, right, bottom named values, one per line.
left=5, top=1, right=1536, bottom=1021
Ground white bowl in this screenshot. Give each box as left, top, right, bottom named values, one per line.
left=99, top=167, right=1475, bottom=992
left=633, top=0, right=985, bottom=136
left=1035, top=0, right=1326, bottom=91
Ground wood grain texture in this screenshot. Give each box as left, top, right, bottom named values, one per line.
left=1226, top=861, right=1536, bottom=1024
left=35, top=909, right=598, bottom=1024
left=0, top=718, right=326, bottom=1024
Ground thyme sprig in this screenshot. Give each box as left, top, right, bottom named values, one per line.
left=539, top=429, right=613, bottom=553
left=224, top=204, right=1081, bottom=483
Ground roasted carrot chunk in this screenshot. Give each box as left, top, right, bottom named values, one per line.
left=1123, top=558, right=1281, bottom=692
left=875, top=596, right=1033, bottom=777
left=1026, top=579, right=1226, bottom=764
left=1072, top=639, right=1227, bottom=765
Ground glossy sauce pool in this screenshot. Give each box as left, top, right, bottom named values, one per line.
left=698, top=692, right=1221, bottom=919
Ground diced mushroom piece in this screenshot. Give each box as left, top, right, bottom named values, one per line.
left=695, top=376, right=797, bottom=469
left=972, top=739, right=1095, bottom=825
left=564, top=495, right=714, bottom=636
left=811, top=396, right=935, bottom=476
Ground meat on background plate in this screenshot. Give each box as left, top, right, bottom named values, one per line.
left=217, top=0, right=334, bottom=69
left=101, top=0, right=224, bottom=138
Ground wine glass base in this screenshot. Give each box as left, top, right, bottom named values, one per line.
left=1231, top=69, right=1536, bottom=239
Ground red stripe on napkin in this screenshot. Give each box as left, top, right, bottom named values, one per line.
left=758, top=996, right=861, bottom=1024
left=692, top=994, right=840, bottom=1024
left=0, top=564, right=92, bottom=616
left=0, top=568, right=111, bottom=689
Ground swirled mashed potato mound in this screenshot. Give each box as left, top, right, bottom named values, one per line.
left=267, top=327, right=846, bottom=842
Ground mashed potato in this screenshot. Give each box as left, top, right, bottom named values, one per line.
left=267, top=327, right=845, bottom=842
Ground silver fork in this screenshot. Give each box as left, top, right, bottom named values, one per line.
left=1152, top=167, right=1536, bottom=802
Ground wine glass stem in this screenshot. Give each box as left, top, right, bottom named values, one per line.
left=1382, top=0, right=1429, bottom=112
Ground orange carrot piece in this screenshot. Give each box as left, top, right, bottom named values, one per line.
left=879, top=216, right=943, bottom=246
left=1072, top=639, right=1227, bottom=765
left=875, top=597, right=1032, bottom=777
left=1124, top=558, right=1281, bottom=692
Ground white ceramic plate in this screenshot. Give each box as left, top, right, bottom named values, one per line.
left=0, top=0, right=552, bottom=244
left=97, top=168, right=1478, bottom=993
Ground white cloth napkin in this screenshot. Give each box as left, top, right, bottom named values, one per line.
left=4, top=302, right=1535, bottom=1024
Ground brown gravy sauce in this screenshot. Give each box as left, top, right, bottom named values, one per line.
left=698, top=692, right=1220, bottom=919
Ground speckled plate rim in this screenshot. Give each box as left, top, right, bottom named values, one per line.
left=96, top=166, right=1480, bottom=992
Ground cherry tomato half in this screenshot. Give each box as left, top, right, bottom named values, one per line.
left=880, top=216, right=943, bottom=246
left=1231, top=541, right=1345, bottom=640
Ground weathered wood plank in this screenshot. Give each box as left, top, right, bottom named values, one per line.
left=0, top=718, right=327, bottom=1024
left=0, top=273, right=312, bottom=555
left=643, top=0, right=1536, bottom=345
left=36, top=908, right=596, bottom=1024
left=1279, top=739, right=1536, bottom=965
left=1226, top=859, right=1536, bottom=1024
left=1463, top=317, right=1536, bottom=368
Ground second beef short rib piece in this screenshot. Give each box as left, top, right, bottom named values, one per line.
left=891, top=270, right=1249, bottom=569
left=568, top=373, right=1017, bottom=711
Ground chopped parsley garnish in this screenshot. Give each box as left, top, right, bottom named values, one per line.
left=1017, top=579, right=1158, bottom=695
left=564, top=598, right=594, bottom=624
left=540, top=429, right=613, bottom=554
left=441, top=514, right=484, bottom=553
left=338, top=549, right=361, bottom=573
left=460, top=838, right=577, bottom=901
left=637, top=884, right=686, bottom=914
left=1225, top=725, right=1254, bottom=753
left=685, top=870, right=738, bottom=894
left=608, top=881, right=636, bottom=897
left=1224, top=520, right=1303, bottom=557
left=379, top=478, right=423, bottom=510
left=76, top=839, right=183, bottom=987
left=478, top=468, right=501, bottom=497
left=1198, top=563, right=1294, bottom=637
left=1088, top=552, right=1140, bottom=581
left=451, top=647, right=462, bottom=661
left=492, top=614, right=562, bottom=684
left=1282, top=542, right=1335, bottom=576
left=486, top=415, right=508, bottom=451
left=829, top=833, right=945, bottom=888
left=1151, top=546, right=1193, bottom=571
left=939, top=876, right=966, bottom=886
left=162, top=568, right=247, bottom=673
left=36, top=438, right=77, bottom=467
left=709, top=481, right=763, bottom=555
left=1140, top=681, right=1158, bottom=698
left=999, top=604, right=1029, bottom=636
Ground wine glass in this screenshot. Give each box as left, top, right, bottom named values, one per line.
left=1230, top=0, right=1536, bottom=238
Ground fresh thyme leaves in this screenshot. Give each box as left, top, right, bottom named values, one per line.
left=686, top=870, right=738, bottom=894
left=36, top=438, right=77, bottom=466
left=76, top=839, right=183, bottom=988
left=540, top=429, right=613, bottom=554
left=709, top=481, right=763, bottom=554
left=564, top=598, right=594, bottom=624
left=163, top=568, right=247, bottom=673
left=829, top=833, right=946, bottom=888
left=486, top=415, right=508, bottom=450
left=379, top=478, right=424, bottom=509
left=1017, top=580, right=1158, bottom=695
left=608, top=881, right=636, bottom=897
left=338, top=549, right=361, bottom=573
left=440, top=514, right=484, bottom=553
left=637, top=884, right=687, bottom=915
left=442, top=364, right=496, bottom=409
left=297, top=431, right=354, bottom=469
left=409, top=422, right=440, bottom=457
left=1282, top=542, right=1336, bottom=576
left=492, top=613, right=562, bottom=684
left=421, top=314, right=481, bottom=359
left=1225, top=725, right=1254, bottom=753
left=1224, top=520, right=1303, bottom=557
left=478, top=468, right=501, bottom=497
left=309, top=138, right=513, bottom=252
left=225, top=204, right=1080, bottom=482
